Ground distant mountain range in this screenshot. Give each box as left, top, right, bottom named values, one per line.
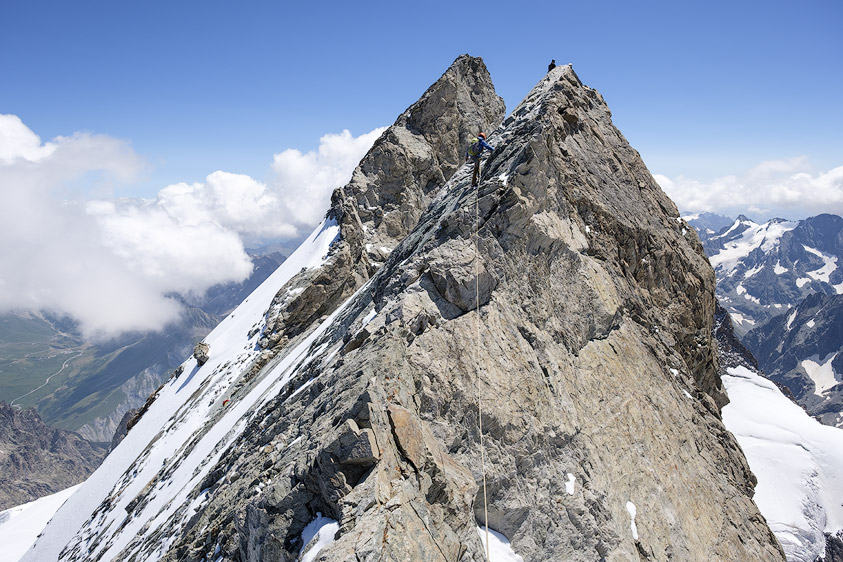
left=0, top=251, right=288, bottom=442
left=686, top=211, right=843, bottom=428
left=695, top=213, right=843, bottom=334
left=743, top=292, right=843, bottom=428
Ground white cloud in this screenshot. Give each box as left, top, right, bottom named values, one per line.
left=0, top=114, right=384, bottom=339
left=0, top=120, right=182, bottom=338
left=0, top=114, right=56, bottom=163
left=270, top=128, right=386, bottom=227
left=655, top=159, right=843, bottom=219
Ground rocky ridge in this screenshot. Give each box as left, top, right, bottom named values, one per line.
left=24, top=56, right=785, bottom=562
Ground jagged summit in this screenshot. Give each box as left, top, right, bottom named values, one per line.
left=256, top=55, right=505, bottom=354
left=23, top=57, right=785, bottom=561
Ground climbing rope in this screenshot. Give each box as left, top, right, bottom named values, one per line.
left=475, top=172, right=490, bottom=561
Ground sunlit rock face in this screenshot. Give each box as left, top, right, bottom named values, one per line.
left=24, top=56, right=785, bottom=562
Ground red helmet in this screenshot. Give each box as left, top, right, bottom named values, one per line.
left=478, top=133, right=486, bottom=140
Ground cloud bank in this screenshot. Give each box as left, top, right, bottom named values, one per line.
left=655, top=158, right=843, bottom=220
left=0, top=115, right=384, bottom=339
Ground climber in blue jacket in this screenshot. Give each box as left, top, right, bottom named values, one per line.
left=465, top=133, right=494, bottom=187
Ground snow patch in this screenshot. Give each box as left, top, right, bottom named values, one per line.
left=626, top=501, right=639, bottom=540
left=786, top=311, right=798, bottom=330
left=299, top=513, right=339, bottom=562
left=361, top=308, right=377, bottom=327
left=801, top=352, right=840, bottom=396
left=803, top=245, right=839, bottom=284
left=743, top=265, right=763, bottom=279
left=476, top=526, right=525, bottom=562
left=796, top=277, right=811, bottom=288
left=565, top=473, right=576, bottom=495
left=774, top=261, right=789, bottom=275
left=729, top=312, right=754, bottom=327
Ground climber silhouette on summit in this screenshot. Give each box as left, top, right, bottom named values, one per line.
left=548, top=59, right=556, bottom=72
left=465, top=133, right=494, bottom=187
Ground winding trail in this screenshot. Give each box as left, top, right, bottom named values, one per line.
left=10, top=351, right=84, bottom=408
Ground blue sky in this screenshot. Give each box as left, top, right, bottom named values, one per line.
left=1, top=0, right=842, bottom=337
left=3, top=0, right=840, bottom=193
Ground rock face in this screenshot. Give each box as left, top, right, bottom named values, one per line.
left=744, top=292, right=843, bottom=428
left=158, top=61, right=779, bottom=560
left=0, top=401, right=106, bottom=510
left=24, top=57, right=785, bottom=562
left=256, top=54, right=505, bottom=353
left=714, top=299, right=761, bottom=374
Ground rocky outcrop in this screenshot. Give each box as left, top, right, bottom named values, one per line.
left=0, top=401, right=106, bottom=510
left=827, top=532, right=843, bottom=562
left=145, top=61, right=782, bottom=561
left=714, top=299, right=761, bottom=373
left=193, top=342, right=211, bottom=366
left=108, top=407, right=139, bottom=453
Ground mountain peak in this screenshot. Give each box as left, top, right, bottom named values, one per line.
left=23, top=58, right=785, bottom=562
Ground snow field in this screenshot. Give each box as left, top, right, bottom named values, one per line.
left=708, top=219, right=796, bottom=274
left=0, top=485, right=81, bottom=562
left=721, top=366, right=843, bottom=560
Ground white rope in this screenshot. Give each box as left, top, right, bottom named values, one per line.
left=475, top=171, right=490, bottom=561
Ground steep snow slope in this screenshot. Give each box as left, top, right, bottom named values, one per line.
left=21, top=219, right=340, bottom=562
